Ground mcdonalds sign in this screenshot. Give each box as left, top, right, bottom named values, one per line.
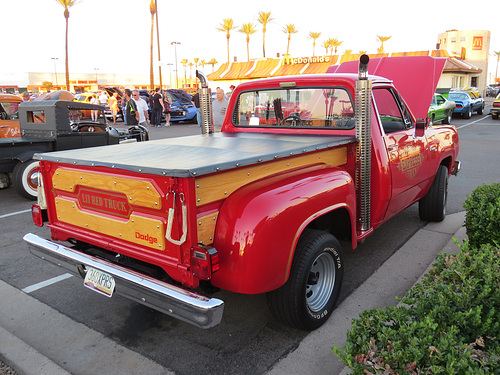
left=472, top=36, right=483, bottom=51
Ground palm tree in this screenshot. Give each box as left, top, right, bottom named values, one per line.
left=322, top=40, right=330, bottom=55
left=193, top=58, right=199, bottom=70
left=208, top=58, right=218, bottom=73
left=494, top=51, right=500, bottom=82
left=55, top=0, right=79, bottom=91
left=217, top=19, right=237, bottom=64
left=180, top=59, right=188, bottom=87
left=282, top=24, right=298, bottom=56
left=257, top=11, right=274, bottom=58
left=149, top=0, right=155, bottom=89
left=239, top=23, right=257, bottom=62
left=201, top=60, right=206, bottom=70
left=308, top=32, right=321, bottom=56
left=376, top=35, right=392, bottom=53
left=188, top=62, right=194, bottom=79
left=328, top=38, right=343, bottom=55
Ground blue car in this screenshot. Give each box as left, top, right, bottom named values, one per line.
left=448, top=91, right=484, bottom=119
left=165, top=89, right=197, bottom=123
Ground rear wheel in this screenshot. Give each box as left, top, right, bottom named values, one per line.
left=463, top=106, right=472, bottom=119
left=419, top=165, right=448, bottom=222
left=267, top=229, right=343, bottom=330
left=12, top=159, right=40, bottom=200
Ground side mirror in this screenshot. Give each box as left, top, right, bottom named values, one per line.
left=415, top=118, right=428, bottom=137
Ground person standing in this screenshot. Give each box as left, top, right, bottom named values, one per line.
left=163, top=92, right=171, bottom=126
left=191, top=88, right=201, bottom=126
left=90, top=94, right=100, bottom=121
left=212, top=88, right=228, bottom=132
left=123, top=89, right=139, bottom=125
left=99, top=91, right=108, bottom=107
left=151, top=88, right=165, bottom=127
left=108, top=93, right=119, bottom=124
left=132, top=90, right=150, bottom=128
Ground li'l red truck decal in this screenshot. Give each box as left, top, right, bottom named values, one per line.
left=78, top=187, right=131, bottom=218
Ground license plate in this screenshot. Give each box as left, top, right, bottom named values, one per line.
left=84, top=267, right=115, bottom=297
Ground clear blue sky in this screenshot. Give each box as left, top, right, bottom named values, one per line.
left=3, top=0, right=499, bottom=83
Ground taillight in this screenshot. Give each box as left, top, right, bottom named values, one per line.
left=493, top=102, right=500, bottom=108
left=31, top=204, right=44, bottom=227
left=191, top=247, right=219, bottom=280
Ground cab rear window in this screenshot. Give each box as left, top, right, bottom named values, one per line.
left=233, top=87, right=354, bottom=129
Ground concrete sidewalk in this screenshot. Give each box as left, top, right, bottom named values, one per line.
left=0, top=212, right=466, bottom=375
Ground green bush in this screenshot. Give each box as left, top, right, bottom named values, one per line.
left=332, top=242, right=500, bottom=374
left=463, top=183, right=500, bottom=248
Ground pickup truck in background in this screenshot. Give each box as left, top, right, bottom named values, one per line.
left=24, top=56, right=460, bottom=330
left=0, top=100, right=148, bottom=199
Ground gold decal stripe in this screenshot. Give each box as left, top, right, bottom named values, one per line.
left=55, top=197, right=165, bottom=251
left=52, top=168, right=162, bottom=209
left=195, top=148, right=347, bottom=206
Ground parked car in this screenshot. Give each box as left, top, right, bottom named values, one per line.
left=428, top=93, right=455, bottom=125
left=0, top=93, right=23, bottom=138
left=165, top=89, right=197, bottom=123
left=490, top=92, right=500, bottom=119
left=74, top=92, right=97, bottom=104
left=448, top=91, right=484, bottom=119
left=486, top=84, right=500, bottom=97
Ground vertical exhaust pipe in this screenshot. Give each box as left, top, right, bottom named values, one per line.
left=196, top=70, right=213, bottom=134
left=355, top=55, right=372, bottom=232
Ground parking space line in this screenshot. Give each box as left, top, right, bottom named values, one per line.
left=456, top=115, right=491, bottom=129
left=0, top=209, right=31, bottom=219
left=22, top=273, right=73, bottom=294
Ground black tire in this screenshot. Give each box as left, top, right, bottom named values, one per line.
left=267, top=229, right=343, bottom=330
left=477, top=106, right=483, bottom=115
left=419, top=165, right=448, bottom=222
left=463, top=106, right=472, bottom=119
left=443, top=110, right=452, bottom=125
left=429, top=114, right=435, bottom=126
left=12, top=159, right=40, bottom=200
left=493, top=113, right=499, bottom=120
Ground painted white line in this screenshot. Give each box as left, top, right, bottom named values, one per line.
left=456, top=115, right=491, bottom=129
left=22, top=273, right=73, bottom=294
left=0, top=209, right=31, bottom=219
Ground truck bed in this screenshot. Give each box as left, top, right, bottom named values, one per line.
left=34, top=132, right=357, bottom=177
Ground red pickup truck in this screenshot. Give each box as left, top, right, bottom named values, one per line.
left=24, top=55, right=460, bottom=330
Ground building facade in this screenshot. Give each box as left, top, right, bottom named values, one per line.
left=437, top=29, right=490, bottom=95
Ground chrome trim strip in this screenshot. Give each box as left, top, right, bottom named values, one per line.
left=23, top=233, right=224, bottom=329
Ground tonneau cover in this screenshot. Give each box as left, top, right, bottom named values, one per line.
left=34, top=132, right=356, bottom=177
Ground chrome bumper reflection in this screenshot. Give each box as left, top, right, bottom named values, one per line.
left=23, top=233, right=224, bottom=329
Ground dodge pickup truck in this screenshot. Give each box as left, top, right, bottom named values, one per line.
left=24, top=55, right=460, bottom=330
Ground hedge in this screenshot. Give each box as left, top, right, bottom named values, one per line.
left=333, top=183, right=500, bottom=374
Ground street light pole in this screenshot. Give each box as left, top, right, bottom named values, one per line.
left=166, top=63, right=173, bottom=88
left=51, top=58, right=59, bottom=87
left=171, top=42, right=181, bottom=89
left=94, top=68, right=99, bottom=88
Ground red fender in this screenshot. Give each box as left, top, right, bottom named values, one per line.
left=210, top=166, right=356, bottom=294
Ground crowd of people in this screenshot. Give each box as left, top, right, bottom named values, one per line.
left=18, top=83, right=238, bottom=131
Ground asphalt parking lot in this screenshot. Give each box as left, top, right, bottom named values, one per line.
left=1, top=100, right=499, bottom=374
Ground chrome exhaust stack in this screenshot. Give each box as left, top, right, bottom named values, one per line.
left=196, top=70, right=213, bottom=134
left=355, top=54, right=372, bottom=232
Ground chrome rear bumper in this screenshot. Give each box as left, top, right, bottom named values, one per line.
left=23, top=233, right=224, bottom=329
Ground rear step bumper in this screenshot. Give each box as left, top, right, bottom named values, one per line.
left=23, top=233, right=224, bottom=329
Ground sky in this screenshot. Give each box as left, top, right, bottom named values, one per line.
left=2, top=0, right=500, bottom=85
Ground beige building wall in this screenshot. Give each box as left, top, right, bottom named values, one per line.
left=437, top=30, right=491, bottom=95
